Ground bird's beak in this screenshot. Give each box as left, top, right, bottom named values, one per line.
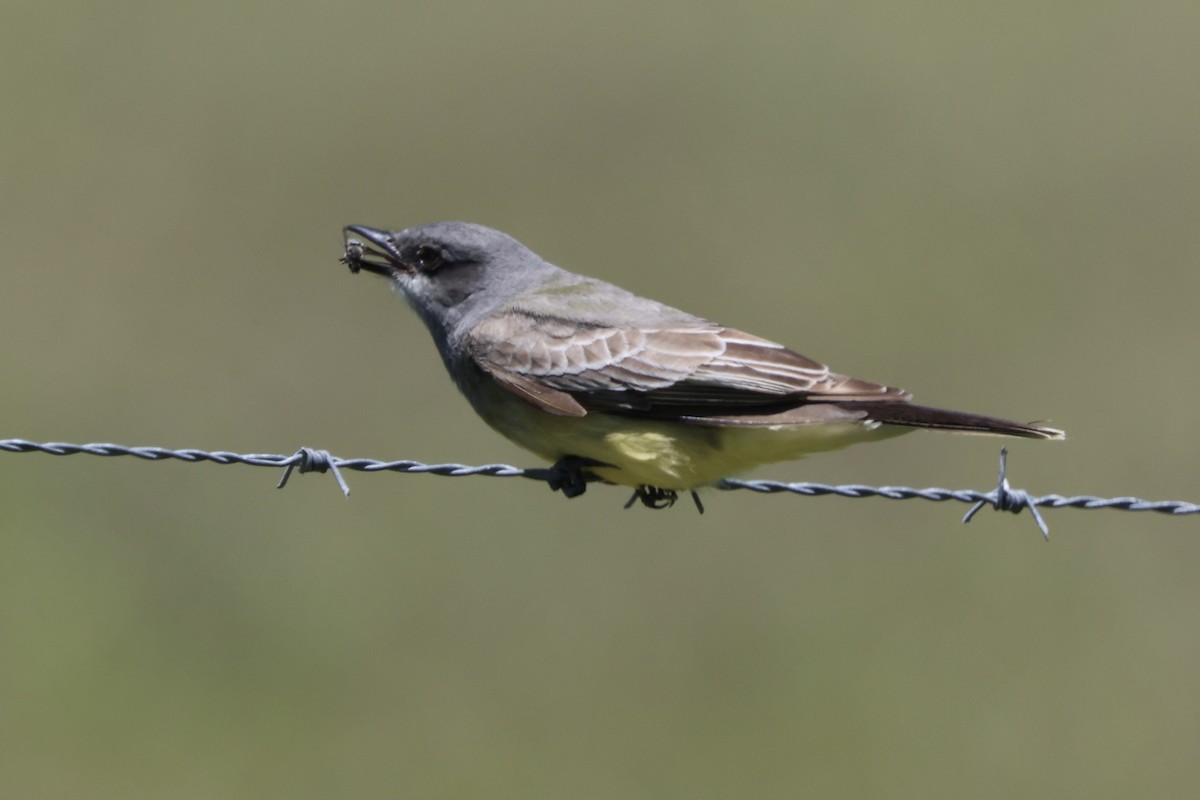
left=341, top=225, right=407, bottom=278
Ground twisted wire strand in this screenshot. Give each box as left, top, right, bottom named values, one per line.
left=3, top=438, right=1197, bottom=537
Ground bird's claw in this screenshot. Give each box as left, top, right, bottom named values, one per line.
left=534, top=455, right=609, bottom=499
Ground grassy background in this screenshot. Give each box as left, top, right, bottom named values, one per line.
left=3, top=1, right=1199, bottom=797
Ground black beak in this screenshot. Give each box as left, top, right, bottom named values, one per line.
left=341, top=225, right=406, bottom=277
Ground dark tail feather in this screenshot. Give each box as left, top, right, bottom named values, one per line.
left=837, top=402, right=1065, bottom=440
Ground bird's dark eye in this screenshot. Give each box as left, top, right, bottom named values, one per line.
left=414, top=244, right=443, bottom=270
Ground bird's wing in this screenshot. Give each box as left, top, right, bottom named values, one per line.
left=466, top=306, right=909, bottom=420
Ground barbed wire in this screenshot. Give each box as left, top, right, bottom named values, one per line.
left=2, top=438, right=1197, bottom=538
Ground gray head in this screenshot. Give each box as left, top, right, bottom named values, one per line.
left=342, top=221, right=561, bottom=343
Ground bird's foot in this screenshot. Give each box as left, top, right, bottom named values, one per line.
left=624, top=485, right=677, bottom=509
left=528, top=456, right=610, bottom=499
left=623, top=486, right=706, bottom=513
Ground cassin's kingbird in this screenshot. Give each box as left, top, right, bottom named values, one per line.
left=341, top=221, right=1062, bottom=509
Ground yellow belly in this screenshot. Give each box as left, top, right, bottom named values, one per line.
left=464, top=379, right=909, bottom=489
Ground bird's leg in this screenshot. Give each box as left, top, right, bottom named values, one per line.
left=529, top=455, right=610, bottom=499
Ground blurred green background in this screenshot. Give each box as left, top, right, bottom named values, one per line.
left=3, top=1, right=1199, bottom=797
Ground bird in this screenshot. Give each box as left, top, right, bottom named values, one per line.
left=340, top=221, right=1062, bottom=510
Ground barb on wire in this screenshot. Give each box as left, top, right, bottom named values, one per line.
left=277, top=448, right=350, bottom=497
left=2, top=438, right=1198, bottom=536
left=962, top=449, right=1049, bottom=538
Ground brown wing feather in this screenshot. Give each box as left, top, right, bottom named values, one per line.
left=483, top=367, right=588, bottom=417
left=700, top=329, right=909, bottom=401
left=467, top=313, right=909, bottom=419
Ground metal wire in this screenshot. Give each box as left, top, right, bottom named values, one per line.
left=3, top=438, right=1197, bottom=538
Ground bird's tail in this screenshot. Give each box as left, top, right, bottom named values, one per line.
left=837, top=402, right=1065, bottom=440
